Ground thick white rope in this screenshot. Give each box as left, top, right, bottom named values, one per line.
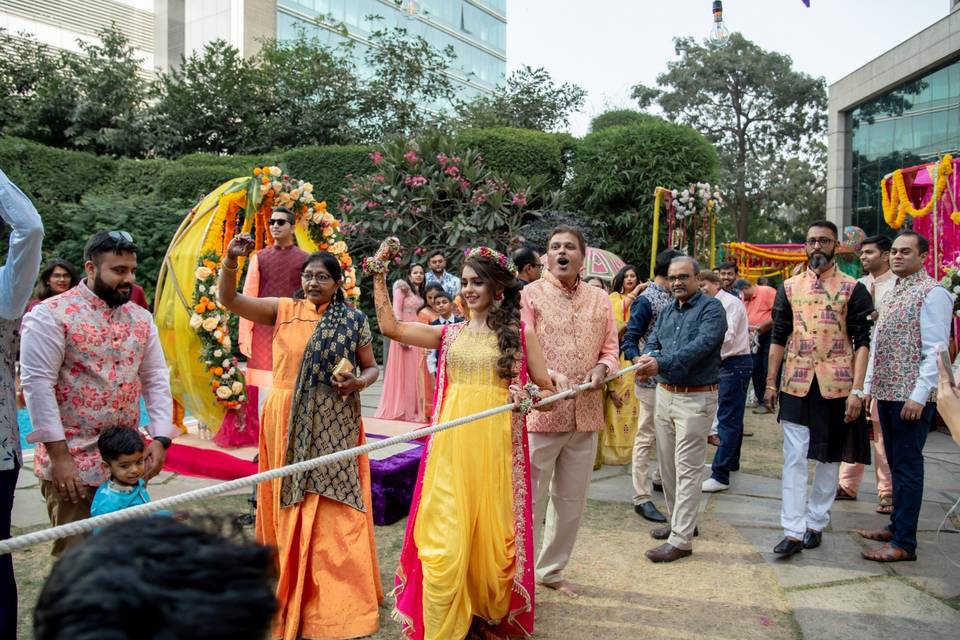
left=0, top=363, right=644, bottom=555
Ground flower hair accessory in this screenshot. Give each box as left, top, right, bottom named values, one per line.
left=362, top=237, right=403, bottom=275
left=463, top=246, right=517, bottom=275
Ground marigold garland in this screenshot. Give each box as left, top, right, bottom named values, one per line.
left=881, top=154, right=954, bottom=229
left=190, top=166, right=360, bottom=410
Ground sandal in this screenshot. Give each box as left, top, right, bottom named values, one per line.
left=835, top=486, right=857, bottom=501
left=861, top=543, right=916, bottom=562
left=876, top=495, right=893, bottom=514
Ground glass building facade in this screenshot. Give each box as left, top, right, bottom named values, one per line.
left=276, top=0, right=506, bottom=103
left=850, top=56, right=960, bottom=236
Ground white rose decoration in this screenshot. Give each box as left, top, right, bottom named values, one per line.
left=222, top=336, right=232, bottom=348
left=222, top=359, right=231, bottom=368
left=231, top=381, right=244, bottom=395
left=201, top=316, right=219, bottom=332
left=216, top=385, right=233, bottom=399
left=302, top=182, right=313, bottom=193
left=214, top=349, right=223, bottom=358
left=189, top=313, right=203, bottom=330
left=270, top=166, right=282, bottom=176
left=195, top=266, right=213, bottom=280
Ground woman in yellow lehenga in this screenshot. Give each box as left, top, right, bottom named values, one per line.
left=369, top=240, right=565, bottom=640
left=219, top=235, right=383, bottom=640
left=600, top=265, right=645, bottom=465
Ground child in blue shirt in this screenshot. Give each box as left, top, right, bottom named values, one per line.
left=90, top=427, right=155, bottom=518
left=427, top=289, right=465, bottom=374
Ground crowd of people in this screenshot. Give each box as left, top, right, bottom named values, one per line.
left=0, top=158, right=957, bottom=640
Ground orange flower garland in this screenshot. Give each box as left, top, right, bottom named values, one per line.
left=881, top=154, right=954, bottom=229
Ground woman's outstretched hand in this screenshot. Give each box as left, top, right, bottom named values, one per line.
left=226, top=234, right=255, bottom=260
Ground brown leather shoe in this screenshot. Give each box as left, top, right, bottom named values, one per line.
left=854, top=527, right=893, bottom=542
left=645, top=543, right=692, bottom=563
left=650, top=525, right=671, bottom=540
left=707, top=435, right=721, bottom=446
left=861, top=543, right=916, bottom=562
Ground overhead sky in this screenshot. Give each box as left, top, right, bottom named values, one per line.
left=506, top=0, right=950, bottom=136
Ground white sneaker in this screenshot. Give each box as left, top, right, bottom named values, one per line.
left=701, top=478, right=729, bottom=493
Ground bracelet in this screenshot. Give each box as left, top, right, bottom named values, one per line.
left=765, top=385, right=778, bottom=392
left=221, top=261, right=238, bottom=272
left=360, top=256, right=389, bottom=275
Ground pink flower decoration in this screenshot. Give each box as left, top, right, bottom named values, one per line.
left=444, top=165, right=460, bottom=177
left=436, top=153, right=448, bottom=165
left=403, top=150, right=420, bottom=164
left=370, top=151, right=383, bottom=165
left=512, top=192, right=527, bottom=207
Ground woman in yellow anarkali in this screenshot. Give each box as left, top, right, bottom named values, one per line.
left=370, top=241, right=566, bottom=640
left=601, top=265, right=645, bottom=465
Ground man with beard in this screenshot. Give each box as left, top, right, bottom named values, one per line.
left=522, top=225, right=620, bottom=596
left=764, top=220, right=873, bottom=557
left=717, top=262, right=739, bottom=293
left=635, top=257, right=726, bottom=562
left=425, top=250, right=460, bottom=300
left=21, top=230, right=178, bottom=555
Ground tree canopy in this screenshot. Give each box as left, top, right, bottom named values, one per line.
left=632, top=34, right=826, bottom=241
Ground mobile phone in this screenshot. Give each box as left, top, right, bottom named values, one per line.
left=939, top=344, right=956, bottom=387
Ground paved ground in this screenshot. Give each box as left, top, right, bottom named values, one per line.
left=11, top=382, right=960, bottom=639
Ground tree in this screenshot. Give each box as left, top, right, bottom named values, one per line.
left=565, top=121, right=718, bottom=265
left=148, top=40, right=261, bottom=156
left=354, top=25, right=456, bottom=141
left=68, top=26, right=148, bottom=156
left=250, top=33, right=361, bottom=150
left=456, top=66, right=586, bottom=132
left=589, top=109, right=663, bottom=133
left=632, top=34, right=826, bottom=241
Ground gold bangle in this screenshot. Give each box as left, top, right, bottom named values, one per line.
left=221, top=262, right=238, bottom=272
left=766, top=385, right=778, bottom=392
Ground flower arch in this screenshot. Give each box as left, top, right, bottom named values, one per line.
left=155, top=168, right=358, bottom=431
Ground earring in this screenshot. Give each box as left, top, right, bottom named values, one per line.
left=495, top=291, right=504, bottom=301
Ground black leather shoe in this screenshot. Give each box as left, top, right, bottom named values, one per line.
left=773, top=537, right=803, bottom=557
left=802, top=529, right=822, bottom=549
left=635, top=501, right=667, bottom=523
left=652, top=481, right=663, bottom=493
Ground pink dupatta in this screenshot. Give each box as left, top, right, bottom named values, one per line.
left=392, top=322, right=536, bottom=638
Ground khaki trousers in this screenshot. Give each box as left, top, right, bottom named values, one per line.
left=529, top=430, right=597, bottom=584
left=632, top=385, right=660, bottom=504
left=654, top=387, right=716, bottom=550
left=838, top=405, right=892, bottom=498
left=39, top=480, right=93, bottom=556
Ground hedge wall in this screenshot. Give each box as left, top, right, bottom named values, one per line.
left=456, top=127, right=565, bottom=190
left=281, top=145, right=374, bottom=208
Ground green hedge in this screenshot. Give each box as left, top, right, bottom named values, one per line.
left=456, top=127, right=564, bottom=190
left=0, top=136, right=115, bottom=204
left=589, top=109, right=665, bottom=132
left=565, top=121, right=718, bottom=265
left=280, top=145, right=374, bottom=209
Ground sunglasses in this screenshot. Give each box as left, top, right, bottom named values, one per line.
left=269, top=219, right=290, bottom=226
left=108, top=230, right=134, bottom=243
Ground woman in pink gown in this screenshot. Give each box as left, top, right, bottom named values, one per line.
left=376, top=264, right=428, bottom=422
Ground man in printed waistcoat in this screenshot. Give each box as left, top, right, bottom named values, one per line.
left=239, top=207, right=309, bottom=405
left=857, top=231, right=953, bottom=562
left=521, top=225, right=620, bottom=596
left=764, top=220, right=874, bottom=557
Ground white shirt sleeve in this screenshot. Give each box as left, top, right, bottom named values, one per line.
left=139, top=322, right=179, bottom=439
left=0, top=170, right=44, bottom=319
left=910, top=287, right=954, bottom=405
left=21, top=305, right=68, bottom=443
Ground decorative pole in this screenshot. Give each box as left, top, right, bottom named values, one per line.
left=709, top=204, right=717, bottom=268
left=651, top=187, right=664, bottom=279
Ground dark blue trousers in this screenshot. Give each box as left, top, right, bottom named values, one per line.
left=876, top=400, right=935, bottom=555
left=752, top=331, right=771, bottom=404
left=712, top=354, right=753, bottom=485
left=0, top=464, right=17, bottom=640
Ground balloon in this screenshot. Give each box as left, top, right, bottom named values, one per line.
left=842, top=225, right=866, bottom=251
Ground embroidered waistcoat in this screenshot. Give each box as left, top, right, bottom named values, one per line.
left=781, top=268, right=858, bottom=400
left=523, top=272, right=609, bottom=433
left=33, top=286, right=155, bottom=486
left=871, top=270, right=939, bottom=402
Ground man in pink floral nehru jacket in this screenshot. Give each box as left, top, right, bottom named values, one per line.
left=521, top=225, right=620, bottom=597
left=21, top=230, right=179, bottom=555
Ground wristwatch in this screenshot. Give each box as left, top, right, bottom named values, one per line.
left=850, top=389, right=865, bottom=399
left=154, top=436, right=172, bottom=450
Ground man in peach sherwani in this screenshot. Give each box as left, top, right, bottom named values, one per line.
left=521, top=226, right=620, bottom=597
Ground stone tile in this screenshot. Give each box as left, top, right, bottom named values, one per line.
left=737, top=527, right=885, bottom=589
left=830, top=500, right=947, bottom=534
left=15, top=472, right=39, bottom=490
left=710, top=493, right=782, bottom=529
left=587, top=473, right=634, bottom=504
left=889, top=530, right=960, bottom=600
left=727, top=473, right=782, bottom=500
left=787, top=577, right=960, bottom=640
left=924, top=431, right=959, bottom=454
left=12, top=488, right=49, bottom=529
left=591, top=465, right=629, bottom=483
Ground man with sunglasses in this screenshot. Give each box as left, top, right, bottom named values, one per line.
left=764, top=220, right=874, bottom=557
left=238, top=208, right=308, bottom=414
left=20, top=230, right=179, bottom=555
left=0, top=169, right=43, bottom=638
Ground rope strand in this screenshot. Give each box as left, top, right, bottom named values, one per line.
left=0, top=364, right=642, bottom=555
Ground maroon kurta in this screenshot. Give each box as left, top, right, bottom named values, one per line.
left=248, top=244, right=309, bottom=378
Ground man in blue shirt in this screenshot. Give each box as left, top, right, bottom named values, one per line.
left=0, top=169, right=44, bottom=637
left=635, top=256, right=726, bottom=562
left=424, top=250, right=460, bottom=301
